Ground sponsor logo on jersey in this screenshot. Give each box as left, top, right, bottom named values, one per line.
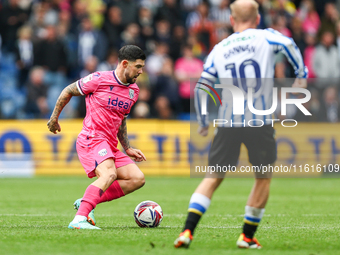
left=107, top=97, right=132, bottom=111
left=98, top=149, right=107, bottom=156
left=83, top=74, right=93, bottom=84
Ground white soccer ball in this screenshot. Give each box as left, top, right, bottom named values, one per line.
left=134, top=200, right=163, bottom=228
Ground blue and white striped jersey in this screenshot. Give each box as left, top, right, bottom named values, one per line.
left=195, top=28, right=308, bottom=127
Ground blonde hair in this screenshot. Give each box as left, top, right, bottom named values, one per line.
left=230, top=0, right=259, bottom=23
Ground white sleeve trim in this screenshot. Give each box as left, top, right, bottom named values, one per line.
left=76, top=80, right=84, bottom=95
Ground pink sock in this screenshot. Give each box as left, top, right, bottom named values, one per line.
left=76, top=185, right=103, bottom=216
left=98, top=181, right=125, bottom=204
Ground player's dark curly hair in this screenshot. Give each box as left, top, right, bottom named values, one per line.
left=118, top=45, right=146, bottom=62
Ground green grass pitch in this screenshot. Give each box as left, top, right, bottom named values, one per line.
left=1, top=176, right=340, bottom=255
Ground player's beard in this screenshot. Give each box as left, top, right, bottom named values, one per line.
left=126, top=74, right=138, bottom=84
left=126, top=76, right=136, bottom=84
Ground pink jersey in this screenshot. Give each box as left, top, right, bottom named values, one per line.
left=76, top=71, right=139, bottom=151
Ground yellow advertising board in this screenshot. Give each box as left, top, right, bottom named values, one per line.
left=0, top=120, right=339, bottom=177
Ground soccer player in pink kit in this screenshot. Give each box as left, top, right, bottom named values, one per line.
left=47, top=45, right=147, bottom=229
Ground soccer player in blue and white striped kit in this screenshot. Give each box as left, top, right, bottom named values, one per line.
left=174, top=0, right=308, bottom=249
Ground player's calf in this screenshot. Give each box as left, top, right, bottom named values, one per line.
left=122, top=171, right=145, bottom=195
left=174, top=193, right=211, bottom=248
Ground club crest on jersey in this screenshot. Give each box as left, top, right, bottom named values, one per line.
left=98, top=149, right=107, bottom=156
left=129, top=89, right=134, bottom=99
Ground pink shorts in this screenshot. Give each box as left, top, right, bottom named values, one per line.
left=76, top=138, right=134, bottom=178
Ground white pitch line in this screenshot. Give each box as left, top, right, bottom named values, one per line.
left=1, top=225, right=338, bottom=230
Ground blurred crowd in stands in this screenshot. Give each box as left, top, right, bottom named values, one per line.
left=1, top=0, right=340, bottom=122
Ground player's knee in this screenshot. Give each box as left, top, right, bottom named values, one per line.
left=108, top=171, right=117, bottom=182
left=133, top=172, right=145, bottom=189
left=100, top=169, right=117, bottom=183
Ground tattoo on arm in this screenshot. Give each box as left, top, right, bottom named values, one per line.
left=117, top=117, right=131, bottom=151
left=50, top=82, right=82, bottom=120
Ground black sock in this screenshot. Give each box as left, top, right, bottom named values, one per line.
left=183, top=212, right=202, bottom=235
left=243, top=223, right=258, bottom=239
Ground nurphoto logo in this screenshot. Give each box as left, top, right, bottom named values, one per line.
left=199, top=82, right=311, bottom=127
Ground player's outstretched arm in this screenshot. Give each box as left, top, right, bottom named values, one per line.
left=47, top=82, right=82, bottom=134
left=118, top=117, right=146, bottom=162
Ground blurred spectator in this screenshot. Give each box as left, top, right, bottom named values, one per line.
left=297, top=0, right=320, bottom=35
left=82, top=0, right=106, bottom=29
left=186, top=1, right=208, bottom=28
left=137, top=7, right=154, bottom=43
left=102, top=6, right=124, bottom=49
left=29, top=2, right=48, bottom=40
left=336, top=21, right=340, bottom=59
left=70, top=0, right=88, bottom=35
left=175, top=44, right=203, bottom=112
left=319, top=86, right=340, bottom=122
left=155, top=0, right=182, bottom=27
left=313, top=31, right=340, bottom=79
left=135, top=72, right=152, bottom=105
left=187, top=34, right=207, bottom=60
left=34, top=25, right=67, bottom=73
left=188, top=2, right=218, bottom=52
left=25, top=66, right=49, bottom=118
left=288, top=16, right=306, bottom=77
left=271, top=14, right=292, bottom=37
left=153, top=20, right=172, bottom=44
left=78, top=16, right=107, bottom=68
left=97, top=49, right=118, bottom=71
left=0, top=0, right=29, bottom=53
left=145, top=41, right=169, bottom=84
left=39, top=0, right=59, bottom=26
left=59, top=10, right=72, bottom=29
left=132, top=101, right=151, bottom=118
left=271, top=0, right=296, bottom=20
left=318, top=2, right=338, bottom=39
left=115, top=0, right=139, bottom=27
left=33, top=25, right=68, bottom=113
left=181, top=0, right=203, bottom=21
left=80, top=55, right=98, bottom=78
left=169, top=25, right=187, bottom=60
left=120, top=23, right=145, bottom=49
left=57, top=18, right=78, bottom=78
left=0, top=34, right=2, bottom=61
left=303, top=33, right=317, bottom=78
left=153, top=58, right=180, bottom=115
left=257, top=0, right=271, bottom=29
left=139, top=0, right=162, bottom=12
left=15, top=25, right=34, bottom=90
left=153, top=96, right=174, bottom=119
left=210, top=0, right=231, bottom=39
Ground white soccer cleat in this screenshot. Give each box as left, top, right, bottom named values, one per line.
left=237, top=233, right=262, bottom=249
left=174, top=229, right=193, bottom=248
left=68, top=220, right=101, bottom=230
